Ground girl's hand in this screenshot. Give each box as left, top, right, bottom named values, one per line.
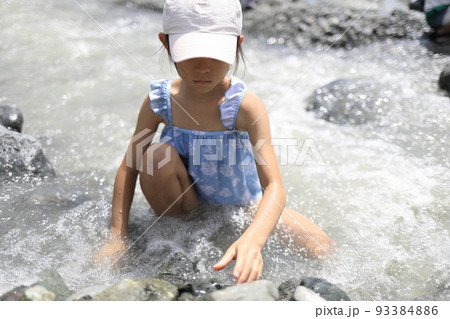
left=212, top=237, right=263, bottom=284
left=94, top=235, right=128, bottom=265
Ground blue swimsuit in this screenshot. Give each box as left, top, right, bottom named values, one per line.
left=149, top=76, right=262, bottom=205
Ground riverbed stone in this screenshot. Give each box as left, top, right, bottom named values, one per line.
left=438, top=64, right=450, bottom=94
left=300, top=277, right=350, bottom=301
left=157, top=252, right=197, bottom=286
left=294, top=286, right=327, bottom=301
left=278, top=278, right=299, bottom=301
left=94, top=278, right=178, bottom=301
left=244, top=1, right=427, bottom=49
left=207, top=280, right=279, bottom=301
left=19, top=285, right=56, bottom=301
left=67, top=285, right=109, bottom=301
left=0, top=126, right=54, bottom=179
left=129, top=0, right=164, bottom=11
left=0, top=104, right=24, bottom=133
left=307, top=79, right=392, bottom=125
left=35, top=269, right=71, bottom=301
left=178, top=278, right=223, bottom=300
left=0, top=285, right=28, bottom=301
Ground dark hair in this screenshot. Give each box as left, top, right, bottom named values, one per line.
left=164, top=34, right=246, bottom=75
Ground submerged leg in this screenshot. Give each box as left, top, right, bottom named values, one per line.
left=139, top=142, right=200, bottom=216
left=276, top=207, right=335, bottom=259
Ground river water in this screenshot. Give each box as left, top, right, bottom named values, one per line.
left=1, top=0, right=449, bottom=301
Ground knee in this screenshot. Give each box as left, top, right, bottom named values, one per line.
left=140, top=142, right=175, bottom=176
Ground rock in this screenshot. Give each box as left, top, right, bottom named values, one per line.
left=243, top=1, right=426, bottom=49
left=207, top=280, right=279, bottom=301
left=0, top=104, right=24, bottom=133
left=67, top=285, right=109, bottom=301
left=128, top=0, right=165, bottom=11
left=0, top=285, right=28, bottom=301
left=157, top=252, right=197, bottom=286
left=278, top=278, right=299, bottom=301
left=300, top=277, right=350, bottom=301
left=409, top=0, right=424, bottom=12
left=438, top=64, right=450, bottom=93
left=19, top=286, right=56, bottom=301
left=35, top=269, right=71, bottom=301
left=294, top=286, right=327, bottom=301
left=0, top=125, right=54, bottom=179
left=307, top=79, right=392, bottom=125
left=178, top=278, right=223, bottom=300
left=94, top=278, right=178, bottom=301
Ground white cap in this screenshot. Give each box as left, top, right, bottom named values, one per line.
left=162, top=0, right=242, bottom=64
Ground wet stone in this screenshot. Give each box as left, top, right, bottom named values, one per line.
left=19, top=286, right=56, bottom=301
left=66, top=285, right=109, bottom=301
left=0, top=126, right=54, bottom=179
left=94, top=278, right=178, bottom=301
left=300, top=277, right=350, bottom=301
left=0, top=285, right=28, bottom=301
left=207, top=280, right=279, bottom=301
left=157, top=252, right=198, bottom=286
left=278, top=278, right=299, bottom=301
left=307, top=79, right=392, bottom=125
left=438, top=64, right=450, bottom=94
left=36, top=269, right=71, bottom=301
left=294, top=286, right=326, bottom=301
left=0, top=104, right=23, bottom=133
left=178, top=278, right=223, bottom=300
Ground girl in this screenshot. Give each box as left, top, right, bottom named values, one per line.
left=97, top=0, right=334, bottom=284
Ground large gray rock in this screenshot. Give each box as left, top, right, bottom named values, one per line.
left=0, top=104, right=23, bottom=133
left=0, top=125, right=54, bottom=178
left=157, top=252, right=197, bottom=286
left=94, top=278, right=178, bottom=301
left=207, top=280, right=279, bottom=301
left=300, top=277, right=350, bottom=301
left=438, top=64, right=450, bottom=94
left=307, top=79, right=392, bottom=125
left=35, top=269, right=71, bottom=301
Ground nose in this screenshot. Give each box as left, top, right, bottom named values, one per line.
left=194, top=58, right=211, bottom=74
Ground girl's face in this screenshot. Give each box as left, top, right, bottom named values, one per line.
left=158, top=32, right=232, bottom=94
left=174, top=57, right=230, bottom=94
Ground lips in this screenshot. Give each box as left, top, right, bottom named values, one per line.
left=194, top=80, right=211, bottom=85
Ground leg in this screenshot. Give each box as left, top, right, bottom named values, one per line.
left=139, top=143, right=200, bottom=216
left=276, top=207, right=335, bottom=259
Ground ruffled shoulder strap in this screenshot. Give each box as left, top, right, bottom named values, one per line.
left=149, top=80, right=172, bottom=124
left=220, top=76, right=248, bottom=130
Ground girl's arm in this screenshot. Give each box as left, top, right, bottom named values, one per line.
left=213, top=91, right=285, bottom=283
left=96, top=95, right=162, bottom=262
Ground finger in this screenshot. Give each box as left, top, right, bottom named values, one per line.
left=247, top=258, right=262, bottom=283
left=235, top=251, right=256, bottom=284
left=212, top=247, right=236, bottom=271
left=233, top=250, right=246, bottom=280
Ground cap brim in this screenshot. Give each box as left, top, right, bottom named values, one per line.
left=168, top=32, right=237, bottom=64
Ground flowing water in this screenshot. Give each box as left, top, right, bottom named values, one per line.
left=1, top=0, right=449, bottom=300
